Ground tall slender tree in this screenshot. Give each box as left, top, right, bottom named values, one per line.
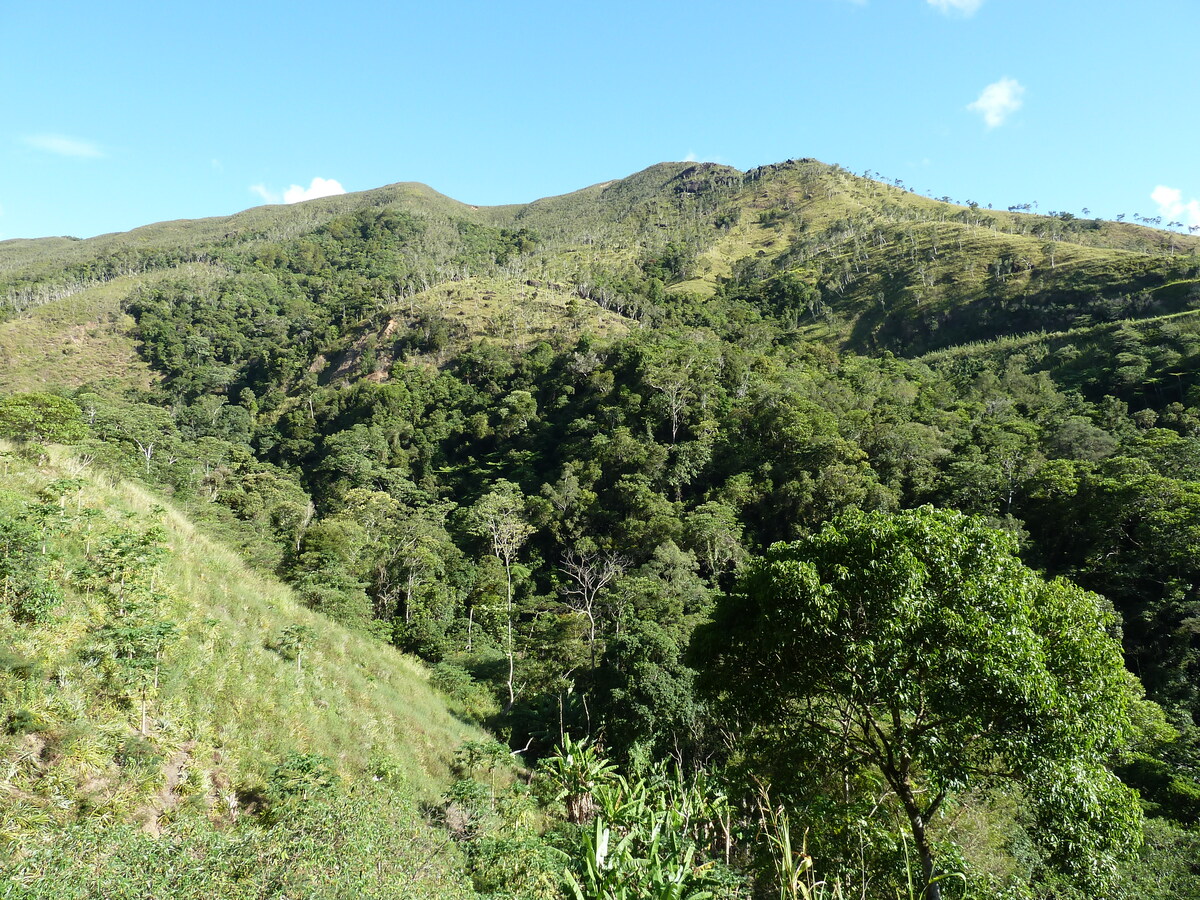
left=468, top=480, right=533, bottom=709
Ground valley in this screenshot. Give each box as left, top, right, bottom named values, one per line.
left=3, top=158, right=1200, bottom=898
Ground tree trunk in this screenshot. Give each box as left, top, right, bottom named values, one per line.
left=504, top=557, right=516, bottom=711
left=908, top=808, right=940, bottom=900
left=892, top=775, right=943, bottom=900
left=586, top=609, right=597, bottom=670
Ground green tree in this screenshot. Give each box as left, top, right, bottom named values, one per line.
left=683, top=500, right=745, bottom=583
left=84, top=524, right=177, bottom=735
left=0, top=513, right=63, bottom=623
left=287, top=516, right=375, bottom=630
left=597, top=620, right=706, bottom=769
left=696, top=507, right=1147, bottom=898
left=0, top=393, right=86, bottom=443
left=468, top=480, right=533, bottom=710
left=275, top=623, right=316, bottom=673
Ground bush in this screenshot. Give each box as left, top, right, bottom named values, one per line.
left=114, top=735, right=162, bottom=770
left=267, top=751, right=338, bottom=804
left=11, top=576, right=63, bottom=624
left=15, top=442, right=48, bottom=465
left=0, top=648, right=39, bottom=679
left=4, top=708, right=43, bottom=735
left=430, top=661, right=496, bottom=721
left=0, top=783, right=476, bottom=899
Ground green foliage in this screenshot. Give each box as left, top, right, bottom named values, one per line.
left=0, top=782, right=474, bottom=900
left=8, top=156, right=1200, bottom=896
left=1112, top=817, right=1200, bottom=900
left=596, top=620, right=707, bottom=768
left=539, top=735, right=619, bottom=824
left=431, top=661, right=498, bottom=721
left=697, top=507, right=1147, bottom=896
left=0, top=392, right=86, bottom=442
left=4, top=708, right=44, bottom=736
left=271, top=623, right=315, bottom=669
left=0, top=450, right=484, bottom=895
left=0, top=514, right=63, bottom=623
left=564, top=816, right=715, bottom=900
left=1118, top=753, right=1200, bottom=822
left=538, top=741, right=740, bottom=900
left=267, top=751, right=339, bottom=804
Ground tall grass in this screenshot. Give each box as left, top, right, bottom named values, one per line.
left=0, top=442, right=482, bottom=852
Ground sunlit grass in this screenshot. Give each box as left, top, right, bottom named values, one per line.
left=0, top=443, right=483, bottom=851
left=0, top=277, right=156, bottom=392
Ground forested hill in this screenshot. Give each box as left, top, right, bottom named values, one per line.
left=5, top=159, right=1198, bottom=360
left=4, top=158, right=1200, bottom=898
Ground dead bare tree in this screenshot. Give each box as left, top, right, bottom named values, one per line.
left=560, top=547, right=627, bottom=669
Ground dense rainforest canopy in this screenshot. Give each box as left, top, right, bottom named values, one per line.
left=2, top=159, right=1200, bottom=898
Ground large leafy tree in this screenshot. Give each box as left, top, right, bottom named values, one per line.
left=695, top=506, right=1147, bottom=898
left=0, top=392, right=86, bottom=443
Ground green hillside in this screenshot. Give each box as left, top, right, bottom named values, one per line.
left=0, top=276, right=156, bottom=393
left=5, top=158, right=1200, bottom=898
left=6, top=158, right=1198, bottom=381
left=0, top=443, right=479, bottom=897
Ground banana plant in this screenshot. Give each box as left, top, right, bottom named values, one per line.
left=540, top=734, right=618, bottom=824
left=564, top=815, right=714, bottom=900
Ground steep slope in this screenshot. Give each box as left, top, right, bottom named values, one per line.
left=675, top=159, right=1200, bottom=353
left=0, top=442, right=480, bottom=896
left=918, top=303, right=1200, bottom=411
left=0, top=276, right=156, bottom=393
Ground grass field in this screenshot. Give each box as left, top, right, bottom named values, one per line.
left=0, top=277, right=156, bottom=392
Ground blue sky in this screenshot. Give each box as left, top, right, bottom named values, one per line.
left=2, top=0, right=1197, bottom=240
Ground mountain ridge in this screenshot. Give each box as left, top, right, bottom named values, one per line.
left=5, top=155, right=1200, bottom=897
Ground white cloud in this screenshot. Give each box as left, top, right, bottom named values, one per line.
left=1151, top=185, right=1200, bottom=228
left=683, top=152, right=699, bottom=162
left=1152, top=185, right=1182, bottom=211
left=928, top=0, right=983, bottom=15
left=250, top=178, right=346, bottom=205
left=284, top=177, right=346, bottom=204
left=23, top=133, right=105, bottom=158
left=249, top=184, right=280, bottom=204
left=967, top=77, right=1024, bottom=128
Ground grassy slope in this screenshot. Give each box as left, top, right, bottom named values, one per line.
left=0, top=443, right=481, bottom=847
left=0, top=276, right=155, bottom=393
left=688, top=163, right=1200, bottom=352
left=402, top=275, right=629, bottom=343
left=485, top=159, right=1200, bottom=359
left=338, top=274, right=632, bottom=378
